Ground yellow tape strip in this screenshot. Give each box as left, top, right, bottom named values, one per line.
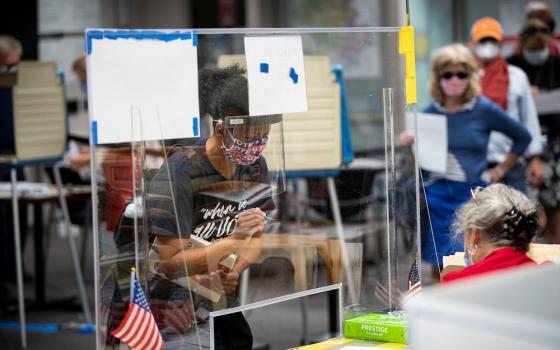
left=290, top=339, right=408, bottom=350
left=399, top=26, right=417, bottom=104
left=290, top=338, right=352, bottom=350
left=375, top=343, right=408, bottom=349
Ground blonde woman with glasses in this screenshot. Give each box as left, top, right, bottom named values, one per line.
left=442, top=183, right=538, bottom=283
left=411, top=44, right=532, bottom=269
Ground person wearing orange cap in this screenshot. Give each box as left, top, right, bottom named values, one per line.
left=470, top=17, right=544, bottom=195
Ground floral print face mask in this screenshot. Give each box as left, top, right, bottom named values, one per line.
left=221, top=131, right=269, bottom=166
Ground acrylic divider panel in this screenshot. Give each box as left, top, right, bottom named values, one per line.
left=89, top=27, right=419, bottom=350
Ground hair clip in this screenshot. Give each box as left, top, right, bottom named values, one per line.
left=502, top=206, right=538, bottom=239
left=470, top=185, right=485, bottom=204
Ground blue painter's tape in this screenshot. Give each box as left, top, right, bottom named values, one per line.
left=260, top=63, right=269, bottom=73
left=75, top=323, right=95, bottom=334
left=289, top=67, right=299, bottom=84
left=91, top=120, right=98, bottom=145
left=192, top=116, right=199, bottom=137
left=0, top=321, right=21, bottom=331
left=0, top=321, right=60, bottom=333
left=192, top=30, right=198, bottom=47
left=85, top=29, right=195, bottom=55
left=86, top=30, right=103, bottom=55
left=28, top=323, right=60, bottom=333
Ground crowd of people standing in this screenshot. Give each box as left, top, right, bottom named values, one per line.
left=410, top=2, right=560, bottom=282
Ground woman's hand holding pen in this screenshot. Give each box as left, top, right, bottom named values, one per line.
left=232, top=208, right=267, bottom=238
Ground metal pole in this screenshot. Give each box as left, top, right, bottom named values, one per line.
left=11, top=167, right=27, bottom=348
left=54, top=163, right=92, bottom=323
left=405, top=0, right=411, bottom=25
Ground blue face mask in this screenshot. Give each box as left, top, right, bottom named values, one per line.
left=464, top=241, right=477, bottom=266
left=464, top=253, right=474, bottom=267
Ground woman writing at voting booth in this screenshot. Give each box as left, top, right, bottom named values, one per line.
left=145, top=66, right=279, bottom=349
left=404, top=44, right=533, bottom=271
left=442, top=183, right=538, bottom=283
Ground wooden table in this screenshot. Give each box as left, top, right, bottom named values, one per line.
left=257, top=232, right=354, bottom=336
left=259, top=233, right=345, bottom=291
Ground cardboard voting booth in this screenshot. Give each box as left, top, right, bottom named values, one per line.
left=0, top=62, right=65, bottom=162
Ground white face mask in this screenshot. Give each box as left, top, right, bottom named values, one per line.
left=523, top=47, right=550, bottom=66
left=475, top=42, right=500, bottom=61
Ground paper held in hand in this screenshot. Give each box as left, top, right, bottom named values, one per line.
left=148, top=235, right=236, bottom=303
left=405, top=112, right=448, bottom=173
left=534, top=89, right=560, bottom=115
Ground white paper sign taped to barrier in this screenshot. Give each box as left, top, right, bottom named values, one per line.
left=86, top=30, right=200, bottom=144
left=244, top=35, right=308, bottom=116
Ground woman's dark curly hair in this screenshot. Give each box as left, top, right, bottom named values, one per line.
left=198, top=65, right=248, bottom=120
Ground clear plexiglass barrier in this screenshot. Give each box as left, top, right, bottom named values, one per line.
left=88, top=27, right=419, bottom=349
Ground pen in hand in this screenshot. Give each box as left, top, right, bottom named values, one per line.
left=234, top=210, right=274, bottom=223
left=264, top=214, right=274, bottom=223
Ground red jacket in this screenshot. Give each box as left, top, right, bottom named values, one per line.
left=442, top=247, right=536, bottom=284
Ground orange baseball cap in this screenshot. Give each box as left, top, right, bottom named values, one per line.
left=471, top=17, right=503, bottom=44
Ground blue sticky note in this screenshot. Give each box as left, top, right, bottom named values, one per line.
left=260, top=63, right=269, bottom=73
left=289, top=67, right=299, bottom=84
left=91, top=121, right=98, bottom=144
left=192, top=116, right=199, bottom=136
left=192, top=30, right=198, bottom=47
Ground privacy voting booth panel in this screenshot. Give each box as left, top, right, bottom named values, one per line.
left=88, top=27, right=419, bottom=349
left=0, top=62, right=66, bottom=162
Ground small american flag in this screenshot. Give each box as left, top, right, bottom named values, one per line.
left=99, top=272, right=127, bottom=345
left=402, top=259, right=422, bottom=304
left=111, top=269, right=163, bottom=350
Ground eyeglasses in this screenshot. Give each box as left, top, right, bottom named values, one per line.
left=440, top=71, right=469, bottom=80
left=470, top=185, right=485, bottom=204
left=226, top=126, right=270, bottom=144
left=524, top=26, right=551, bottom=36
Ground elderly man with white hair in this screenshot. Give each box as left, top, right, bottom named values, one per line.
left=0, top=35, right=22, bottom=72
